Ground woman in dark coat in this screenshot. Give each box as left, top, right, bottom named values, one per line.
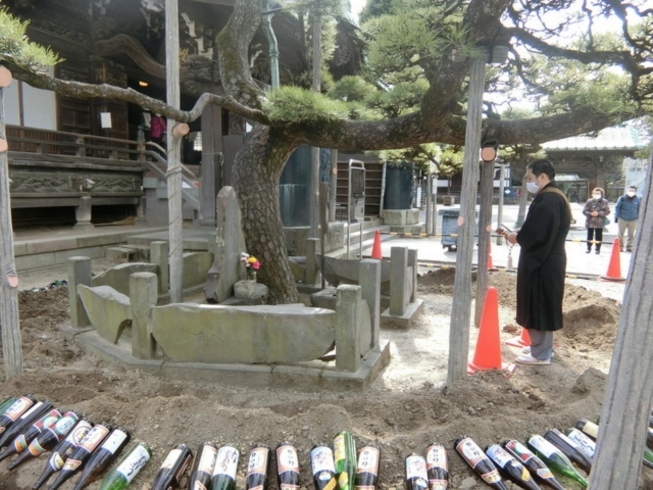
left=582, top=187, right=610, bottom=254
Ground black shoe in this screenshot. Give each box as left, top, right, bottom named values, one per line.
left=627, top=249, right=632, bottom=252
left=595, top=250, right=600, bottom=254
left=586, top=250, right=591, bottom=254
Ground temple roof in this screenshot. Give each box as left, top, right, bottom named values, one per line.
left=542, top=126, right=646, bottom=152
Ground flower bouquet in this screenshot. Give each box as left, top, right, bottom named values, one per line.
left=241, top=253, right=261, bottom=281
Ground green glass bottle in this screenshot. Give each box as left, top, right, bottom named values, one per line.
left=334, top=431, right=356, bottom=490
left=212, top=444, right=240, bottom=490
left=98, top=442, right=152, bottom=490
left=526, top=435, right=588, bottom=487
left=0, top=397, right=16, bottom=415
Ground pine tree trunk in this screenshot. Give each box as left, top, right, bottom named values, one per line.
left=589, top=156, right=653, bottom=489
left=232, top=126, right=299, bottom=304
left=0, top=82, right=24, bottom=379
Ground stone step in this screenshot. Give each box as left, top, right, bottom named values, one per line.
left=106, top=244, right=151, bottom=262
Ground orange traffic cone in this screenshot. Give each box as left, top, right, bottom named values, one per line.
left=601, top=238, right=626, bottom=282
left=488, top=242, right=497, bottom=271
left=506, top=328, right=531, bottom=348
left=371, top=230, right=383, bottom=259
left=468, top=287, right=513, bottom=374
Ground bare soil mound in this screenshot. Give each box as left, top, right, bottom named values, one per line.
left=0, top=277, right=648, bottom=489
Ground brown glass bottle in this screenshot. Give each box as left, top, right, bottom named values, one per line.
left=0, top=395, right=38, bottom=437
left=502, top=440, right=564, bottom=490
left=189, top=442, right=218, bottom=490
left=311, top=444, right=336, bottom=490
left=355, top=445, right=380, bottom=490
left=425, top=443, right=448, bottom=490
left=31, top=419, right=93, bottom=490
left=485, top=444, right=542, bottom=490
left=0, top=408, right=61, bottom=462
left=71, top=426, right=130, bottom=490
left=276, top=442, right=300, bottom=490
left=246, top=444, right=270, bottom=490
left=151, top=444, right=193, bottom=490
left=45, top=422, right=112, bottom=490
left=0, top=399, right=53, bottom=449
left=454, top=436, right=507, bottom=490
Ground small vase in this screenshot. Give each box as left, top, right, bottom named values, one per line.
left=248, top=270, right=257, bottom=282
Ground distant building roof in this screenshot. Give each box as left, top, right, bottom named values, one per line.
left=542, top=126, right=645, bottom=152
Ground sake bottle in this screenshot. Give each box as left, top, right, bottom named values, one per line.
left=7, top=411, right=79, bottom=471
left=0, top=399, right=53, bottom=448
left=151, top=444, right=193, bottom=490
left=454, top=436, right=507, bottom=490
left=334, top=431, right=357, bottom=490
left=99, top=441, right=152, bottom=490
left=46, top=422, right=113, bottom=490
left=543, top=429, right=592, bottom=474
left=484, top=444, right=541, bottom=490
left=0, top=408, right=61, bottom=461
left=311, top=444, right=337, bottom=490
left=212, top=444, right=240, bottom=490
left=564, top=429, right=596, bottom=460
left=576, top=418, right=653, bottom=469
left=425, top=443, right=448, bottom=490
left=355, top=445, right=380, bottom=490
left=276, top=442, right=300, bottom=490
left=71, top=427, right=131, bottom=490
left=188, top=442, right=218, bottom=490
left=502, top=440, right=564, bottom=490
left=0, top=397, right=16, bottom=414
left=527, top=435, right=588, bottom=487
left=246, top=444, right=270, bottom=490
left=0, top=394, right=38, bottom=437
left=405, top=453, right=428, bottom=490
left=31, top=419, right=93, bottom=490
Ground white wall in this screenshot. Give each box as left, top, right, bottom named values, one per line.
left=23, top=83, right=56, bottom=130
left=4, top=78, right=21, bottom=125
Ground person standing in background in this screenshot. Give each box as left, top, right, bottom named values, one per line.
left=150, top=113, right=167, bottom=149
left=582, top=187, right=610, bottom=255
left=505, top=159, right=572, bottom=366
left=614, top=185, right=641, bottom=252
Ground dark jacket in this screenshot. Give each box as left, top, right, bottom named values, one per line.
left=516, top=182, right=571, bottom=332
left=582, top=198, right=610, bottom=229
left=614, top=194, right=640, bottom=222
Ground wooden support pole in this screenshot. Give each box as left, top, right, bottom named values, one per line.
left=166, top=0, right=184, bottom=303
left=447, top=59, right=486, bottom=385
left=475, top=160, right=494, bottom=328
left=0, top=69, right=24, bottom=379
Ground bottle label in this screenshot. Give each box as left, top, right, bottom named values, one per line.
left=479, top=468, right=502, bottom=484
left=78, top=425, right=110, bottom=453
left=277, top=445, right=299, bottom=473
left=536, top=467, right=554, bottom=479
left=33, top=411, right=61, bottom=433
left=14, top=435, right=29, bottom=452
left=28, top=438, right=47, bottom=456
left=579, top=421, right=599, bottom=439
left=320, top=475, right=337, bottom=490
left=198, top=445, right=218, bottom=474
left=176, top=453, right=192, bottom=482
left=427, top=484, right=447, bottom=490
left=567, top=429, right=596, bottom=459
left=116, top=444, right=151, bottom=483
left=357, top=447, right=379, bottom=475
left=405, top=455, right=428, bottom=479
left=214, top=446, right=239, bottom=478
left=162, top=448, right=183, bottom=469
left=49, top=452, right=65, bottom=470
left=280, top=485, right=300, bottom=490
left=193, top=483, right=208, bottom=490
left=247, top=446, right=269, bottom=477
left=63, top=458, right=83, bottom=471
left=426, top=444, right=447, bottom=471
left=455, top=438, right=486, bottom=470
left=311, top=446, right=335, bottom=475
left=53, top=415, right=77, bottom=438
left=63, top=420, right=92, bottom=446
left=100, top=429, right=129, bottom=454
left=528, top=435, right=557, bottom=458
left=2, top=397, right=34, bottom=424
left=338, top=472, right=349, bottom=490
left=504, top=440, right=534, bottom=464
left=334, top=435, right=346, bottom=462
left=486, top=445, right=512, bottom=469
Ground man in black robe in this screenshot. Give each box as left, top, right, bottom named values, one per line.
left=506, top=159, right=571, bottom=365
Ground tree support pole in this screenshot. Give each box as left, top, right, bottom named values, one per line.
left=475, top=160, right=494, bottom=327
left=447, top=58, right=485, bottom=385
left=0, top=67, right=24, bottom=379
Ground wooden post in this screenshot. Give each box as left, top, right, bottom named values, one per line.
left=496, top=162, right=505, bottom=245
left=475, top=160, right=494, bottom=328
left=0, top=67, right=24, bottom=379
left=309, top=9, right=322, bottom=238
left=447, top=58, right=485, bottom=385
left=166, top=0, right=184, bottom=302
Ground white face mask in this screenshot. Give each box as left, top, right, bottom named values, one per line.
left=627, top=191, right=636, bottom=197
left=526, top=181, right=540, bottom=194
left=593, top=194, right=602, bottom=200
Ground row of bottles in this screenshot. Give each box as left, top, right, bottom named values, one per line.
left=0, top=395, right=151, bottom=490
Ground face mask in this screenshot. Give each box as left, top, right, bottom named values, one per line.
left=526, top=181, right=540, bottom=194
left=627, top=191, right=636, bottom=197
left=593, top=194, right=602, bottom=200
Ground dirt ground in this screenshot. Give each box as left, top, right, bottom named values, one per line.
left=0, top=268, right=649, bottom=490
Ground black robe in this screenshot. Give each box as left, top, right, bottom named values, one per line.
left=516, top=182, right=572, bottom=331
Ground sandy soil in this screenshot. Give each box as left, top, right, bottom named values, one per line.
left=0, top=269, right=649, bottom=490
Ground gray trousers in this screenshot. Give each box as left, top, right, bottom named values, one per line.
left=528, top=329, right=554, bottom=360
left=618, top=219, right=637, bottom=251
